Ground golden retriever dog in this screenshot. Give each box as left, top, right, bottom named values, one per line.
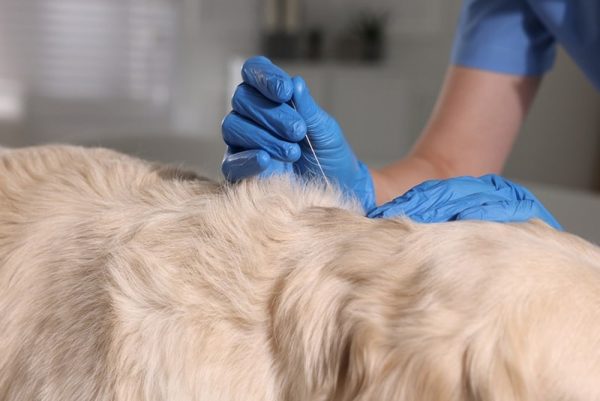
left=1, top=145, right=600, bottom=401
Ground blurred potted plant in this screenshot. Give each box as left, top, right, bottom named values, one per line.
left=352, top=10, right=389, bottom=61
left=336, top=9, right=390, bottom=62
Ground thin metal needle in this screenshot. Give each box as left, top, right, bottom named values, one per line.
left=303, top=134, right=330, bottom=186
left=290, top=100, right=330, bottom=187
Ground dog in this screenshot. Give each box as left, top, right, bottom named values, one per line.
left=1, top=145, right=600, bottom=401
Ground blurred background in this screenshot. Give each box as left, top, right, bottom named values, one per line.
left=1, top=0, right=599, bottom=242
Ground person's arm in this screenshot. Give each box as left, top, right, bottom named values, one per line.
left=371, top=65, right=542, bottom=205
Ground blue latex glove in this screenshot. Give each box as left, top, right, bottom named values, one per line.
left=221, top=56, right=376, bottom=212
left=367, top=174, right=562, bottom=230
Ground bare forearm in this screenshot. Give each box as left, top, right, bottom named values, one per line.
left=372, top=66, right=542, bottom=205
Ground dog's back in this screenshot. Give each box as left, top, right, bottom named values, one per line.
left=2, top=145, right=600, bottom=401
left=0, top=145, right=356, bottom=401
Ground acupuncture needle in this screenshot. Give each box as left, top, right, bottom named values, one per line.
left=290, top=100, right=330, bottom=187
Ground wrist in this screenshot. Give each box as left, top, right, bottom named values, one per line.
left=371, top=154, right=455, bottom=205
left=369, top=168, right=398, bottom=206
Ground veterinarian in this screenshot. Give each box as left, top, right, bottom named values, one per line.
left=221, top=0, right=598, bottom=229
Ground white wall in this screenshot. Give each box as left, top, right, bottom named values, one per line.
left=174, top=0, right=459, bottom=139
left=173, top=0, right=262, bottom=138
left=506, top=49, right=600, bottom=190
left=2, top=0, right=599, bottom=191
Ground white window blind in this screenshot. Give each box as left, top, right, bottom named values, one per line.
left=0, top=0, right=180, bottom=136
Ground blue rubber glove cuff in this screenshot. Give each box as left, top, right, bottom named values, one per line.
left=353, top=161, right=376, bottom=213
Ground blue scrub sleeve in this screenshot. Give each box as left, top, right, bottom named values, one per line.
left=451, top=0, right=557, bottom=76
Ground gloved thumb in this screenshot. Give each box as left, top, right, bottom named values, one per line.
left=291, top=76, right=333, bottom=135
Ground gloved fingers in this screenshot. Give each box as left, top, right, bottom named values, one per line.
left=478, top=176, right=560, bottom=227
left=367, top=201, right=400, bottom=219
left=366, top=190, right=436, bottom=219
left=367, top=188, right=432, bottom=219
left=221, top=148, right=271, bottom=182
left=456, top=200, right=531, bottom=222
left=291, top=76, right=342, bottom=144
left=241, top=56, right=294, bottom=103
left=410, top=192, right=518, bottom=222
left=479, top=174, right=511, bottom=190
left=369, top=197, right=532, bottom=223
left=406, top=176, right=513, bottom=201
left=258, top=159, right=295, bottom=178
left=456, top=200, right=563, bottom=230
left=370, top=192, right=562, bottom=229
left=232, top=83, right=306, bottom=142
left=222, top=112, right=301, bottom=162
left=368, top=174, right=562, bottom=229
left=479, top=174, right=531, bottom=201
left=367, top=183, right=517, bottom=220
left=370, top=184, right=515, bottom=220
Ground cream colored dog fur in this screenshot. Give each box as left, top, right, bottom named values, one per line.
left=1, top=145, right=600, bottom=401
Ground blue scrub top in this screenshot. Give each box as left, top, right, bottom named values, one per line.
left=451, top=0, right=600, bottom=90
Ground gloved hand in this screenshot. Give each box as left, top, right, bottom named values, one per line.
left=367, top=174, right=562, bottom=229
left=221, top=56, right=376, bottom=212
